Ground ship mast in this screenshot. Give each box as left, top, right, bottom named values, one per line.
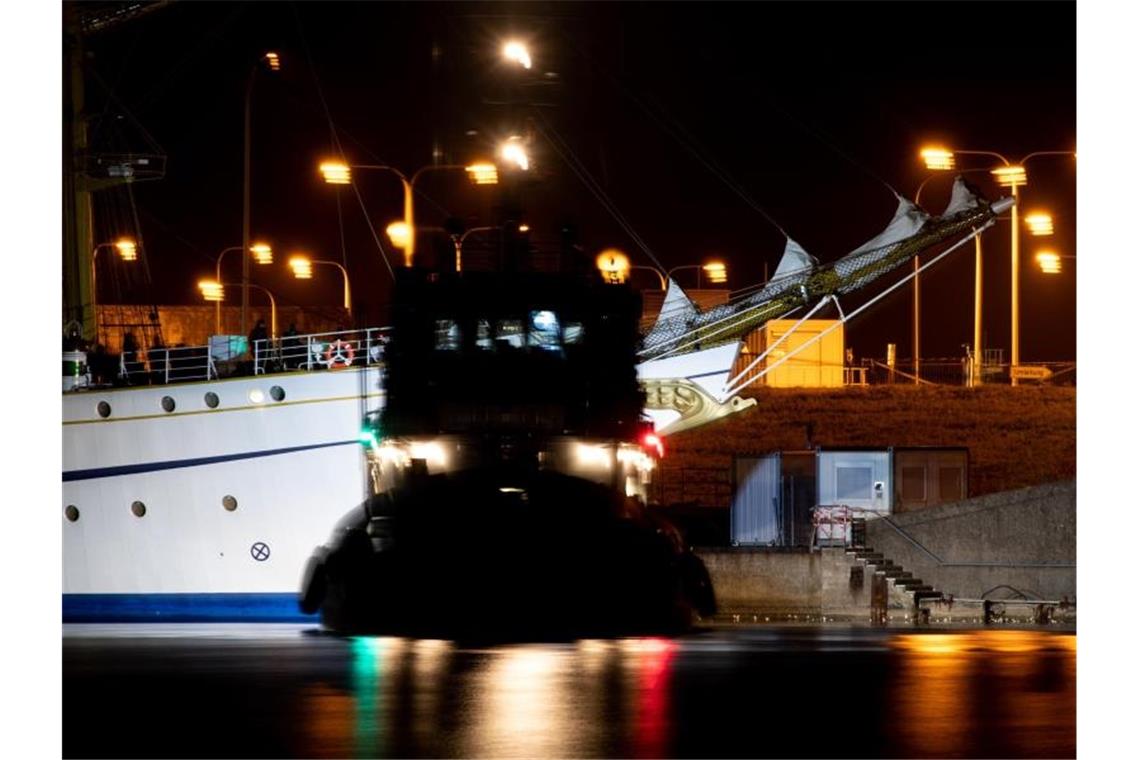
left=62, top=1, right=169, bottom=342
left=63, top=4, right=93, bottom=339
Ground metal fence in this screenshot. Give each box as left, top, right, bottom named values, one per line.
left=857, top=358, right=1076, bottom=387
left=117, top=327, right=390, bottom=385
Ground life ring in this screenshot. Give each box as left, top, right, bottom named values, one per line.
left=323, top=339, right=355, bottom=369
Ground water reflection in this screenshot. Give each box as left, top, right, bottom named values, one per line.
left=624, top=637, right=677, bottom=758
left=280, top=628, right=1074, bottom=758
left=890, top=630, right=1076, bottom=759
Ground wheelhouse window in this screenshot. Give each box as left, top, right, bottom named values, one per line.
left=434, top=319, right=460, bottom=351
left=495, top=319, right=525, bottom=349
left=527, top=310, right=562, bottom=352
left=563, top=321, right=584, bottom=344
left=475, top=319, right=493, bottom=350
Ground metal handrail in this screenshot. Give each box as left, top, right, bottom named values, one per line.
left=112, top=326, right=391, bottom=385
left=876, top=515, right=1075, bottom=569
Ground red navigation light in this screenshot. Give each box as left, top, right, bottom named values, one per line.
left=642, top=432, right=665, bottom=458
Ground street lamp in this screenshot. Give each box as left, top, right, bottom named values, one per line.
left=214, top=242, right=273, bottom=334
left=289, top=255, right=352, bottom=314
left=667, top=260, right=729, bottom=289
left=1035, top=250, right=1074, bottom=274
left=917, top=146, right=1073, bottom=385
left=590, top=248, right=667, bottom=290
left=499, top=137, right=530, bottom=171
left=503, top=40, right=533, bottom=70
left=596, top=249, right=630, bottom=284
left=241, top=50, right=282, bottom=336
left=200, top=279, right=278, bottom=340
left=91, top=237, right=138, bottom=341
left=318, top=159, right=499, bottom=267
left=1025, top=212, right=1055, bottom=236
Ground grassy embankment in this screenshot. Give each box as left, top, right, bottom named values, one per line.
left=659, top=384, right=1075, bottom=507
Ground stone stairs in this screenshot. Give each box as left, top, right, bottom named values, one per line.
left=849, top=519, right=943, bottom=618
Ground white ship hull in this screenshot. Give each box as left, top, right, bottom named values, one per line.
left=63, top=366, right=383, bottom=621
left=61, top=331, right=741, bottom=622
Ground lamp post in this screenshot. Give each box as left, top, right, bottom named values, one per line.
left=214, top=242, right=273, bottom=334
left=319, top=160, right=501, bottom=268
left=918, top=147, right=1072, bottom=385
left=242, top=51, right=282, bottom=337
left=452, top=225, right=502, bottom=273
left=667, top=261, right=728, bottom=289
left=200, top=279, right=278, bottom=340
left=289, top=255, right=352, bottom=315
left=90, top=238, right=137, bottom=343
left=631, top=265, right=667, bottom=291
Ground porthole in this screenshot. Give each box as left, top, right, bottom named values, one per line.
left=222, top=495, right=238, bottom=512
left=161, top=396, right=176, bottom=413
left=131, top=500, right=147, bottom=518
left=249, top=389, right=265, bottom=404
left=64, top=505, right=80, bottom=522
left=204, top=391, right=220, bottom=409
left=269, top=385, right=285, bottom=402
left=96, top=401, right=111, bottom=418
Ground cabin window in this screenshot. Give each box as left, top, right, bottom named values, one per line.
left=901, top=466, right=927, bottom=500
left=434, top=319, right=461, bottom=351
left=939, top=467, right=964, bottom=500
left=564, top=321, right=584, bottom=344
left=475, top=320, right=493, bottom=350
left=836, top=466, right=873, bottom=501
left=527, top=310, right=562, bottom=351
left=495, top=319, right=525, bottom=349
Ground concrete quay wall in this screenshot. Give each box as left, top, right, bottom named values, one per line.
left=696, top=547, right=869, bottom=616
left=863, top=480, right=1076, bottom=601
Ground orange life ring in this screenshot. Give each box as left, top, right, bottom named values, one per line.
left=323, top=339, right=355, bottom=369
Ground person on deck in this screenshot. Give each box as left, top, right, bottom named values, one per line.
left=249, top=319, right=269, bottom=373
left=282, top=322, right=300, bottom=369
left=121, top=331, right=144, bottom=383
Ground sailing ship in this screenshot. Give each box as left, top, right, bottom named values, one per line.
left=61, top=5, right=1012, bottom=623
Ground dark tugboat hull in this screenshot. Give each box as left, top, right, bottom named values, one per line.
left=301, top=469, right=715, bottom=639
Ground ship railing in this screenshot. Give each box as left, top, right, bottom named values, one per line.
left=118, top=343, right=217, bottom=384
left=113, top=326, right=390, bottom=386
left=252, top=327, right=391, bottom=375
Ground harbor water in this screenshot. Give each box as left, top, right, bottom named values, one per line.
left=63, top=623, right=1075, bottom=758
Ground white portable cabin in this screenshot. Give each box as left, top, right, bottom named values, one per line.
left=732, top=448, right=891, bottom=547
left=816, top=449, right=892, bottom=515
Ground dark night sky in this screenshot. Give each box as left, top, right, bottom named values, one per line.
left=77, top=0, right=1076, bottom=361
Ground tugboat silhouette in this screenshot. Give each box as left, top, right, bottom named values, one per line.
left=300, top=263, right=716, bottom=639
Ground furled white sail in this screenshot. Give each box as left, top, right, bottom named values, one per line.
left=846, top=195, right=930, bottom=258
left=941, top=175, right=983, bottom=218
left=771, top=237, right=815, bottom=279
left=643, top=277, right=698, bottom=346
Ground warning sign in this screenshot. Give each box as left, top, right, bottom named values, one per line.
left=1011, top=365, right=1053, bottom=380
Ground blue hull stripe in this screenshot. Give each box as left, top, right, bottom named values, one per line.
left=63, top=593, right=318, bottom=623
left=62, top=439, right=357, bottom=482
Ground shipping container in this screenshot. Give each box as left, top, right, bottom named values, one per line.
left=731, top=319, right=845, bottom=389
left=731, top=451, right=815, bottom=546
